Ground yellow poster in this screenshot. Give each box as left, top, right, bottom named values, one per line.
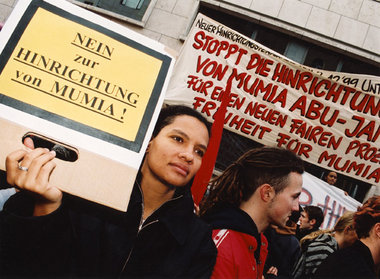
left=0, top=7, right=163, bottom=144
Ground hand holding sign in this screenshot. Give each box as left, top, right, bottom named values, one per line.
left=5, top=139, right=62, bottom=216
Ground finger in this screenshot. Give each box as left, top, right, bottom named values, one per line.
left=6, top=149, right=28, bottom=169
left=23, top=136, right=35, bottom=149
left=35, top=159, right=56, bottom=192
left=267, top=266, right=277, bottom=275
left=32, top=156, right=63, bottom=204
left=5, top=149, right=28, bottom=185
left=14, top=150, right=54, bottom=192
left=24, top=150, right=56, bottom=185
left=19, top=148, right=50, bottom=171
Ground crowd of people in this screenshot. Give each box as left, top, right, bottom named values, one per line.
left=0, top=104, right=379, bottom=278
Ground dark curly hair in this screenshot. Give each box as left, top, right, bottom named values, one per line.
left=304, top=205, right=324, bottom=229
left=354, top=196, right=380, bottom=238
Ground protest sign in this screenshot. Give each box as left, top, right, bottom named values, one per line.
left=0, top=0, right=174, bottom=211
left=166, top=14, right=380, bottom=186
left=301, top=172, right=361, bottom=229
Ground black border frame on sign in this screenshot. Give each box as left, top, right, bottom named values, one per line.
left=0, top=0, right=171, bottom=152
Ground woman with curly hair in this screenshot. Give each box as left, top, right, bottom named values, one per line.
left=315, top=196, right=380, bottom=279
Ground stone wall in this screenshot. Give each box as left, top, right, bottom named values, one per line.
left=1, top=0, right=379, bottom=62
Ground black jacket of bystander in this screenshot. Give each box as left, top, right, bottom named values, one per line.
left=315, top=239, right=376, bottom=279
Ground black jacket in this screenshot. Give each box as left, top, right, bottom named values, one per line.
left=264, top=226, right=301, bottom=279
left=0, top=183, right=217, bottom=278
left=314, top=240, right=376, bottom=279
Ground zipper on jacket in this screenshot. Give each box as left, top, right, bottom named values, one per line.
left=119, top=184, right=183, bottom=276
left=120, top=220, right=159, bottom=275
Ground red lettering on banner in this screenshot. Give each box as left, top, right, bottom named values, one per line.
left=346, top=140, right=380, bottom=163
left=276, top=133, right=313, bottom=158
left=296, top=71, right=313, bottom=92
left=220, top=112, right=272, bottom=138
left=246, top=53, right=274, bottom=77
left=289, top=96, right=340, bottom=127
left=228, top=93, right=245, bottom=110
left=210, top=86, right=224, bottom=101
left=193, top=94, right=245, bottom=114
left=300, top=188, right=313, bottom=205
left=317, top=196, right=343, bottom=229
left=314, top=79, right=331, bottom=97
left=367, top=169, right=380, bottom=182
left=272, top=63, right=296, bottom=88
left=196, top=55, right=228, bottom=80
left=318, top=151, right=380, bottom=183
left=181, top=16, right=380, bottom=201
left=345, top=115, right=380, bottom=142
left=272, top=63, right=314, bottom=93
left=350, top=92, right=371, bottom=113
left=244, top=101, right=288, bottom=128
left=289, top=119, right=342, bottom=149
left=241, top=119, right=256, bottom=135
left=192, top=31, right=247, bottom=64
left=257, top=126, right=271, bottom=139
left=271, top=63, right=380, bottom=116
left=193, top=31, right=212, bottom=50
left=186, top=75, right=213, bottom=96
left=193, top=97, right=207, bottom=113
left=231, top=68, right=288, bottom=107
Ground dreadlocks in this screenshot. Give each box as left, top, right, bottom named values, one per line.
left=199, top=146, right=304, bottom=216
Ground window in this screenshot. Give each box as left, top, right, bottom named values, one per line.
left=72, top=0, right=152, bottom=23
left=121, top=0, right=144, bottom=9
left=310, top=58, right=325, bottom=69
left=284, top=41, right=308, bottom=64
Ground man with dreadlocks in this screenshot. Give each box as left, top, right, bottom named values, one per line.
left=200, top=147, right=304, bottom=279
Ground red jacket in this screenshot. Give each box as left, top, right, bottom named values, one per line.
left=211, top=229, right=268, bottom=279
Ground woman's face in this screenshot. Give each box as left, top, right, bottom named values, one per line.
left=142, top=115, right=209, bottom=188
left=326, top=172, right=337, bottom=185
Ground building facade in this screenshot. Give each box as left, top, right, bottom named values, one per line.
left=1, top=0, right=379, bottom=200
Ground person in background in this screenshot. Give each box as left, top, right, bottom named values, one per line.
left=0, top=105, right=217, bottom=277
left=296, top=205, right=324, bottom=240
left=264, top=209, right=301, bottom=279
left=324, top=171, right=338, bottom=186
left=200, top=147, right=305, bottom=279
left=315, top=196, right=380, bottom=279
left=292, top=211, right=357, bottom=279
left=324, top=171, right=349, bottom=196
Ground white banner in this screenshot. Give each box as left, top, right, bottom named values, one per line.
left=301, top=172, right=361, bottom=229
left=165, top=14, right=380, bottom=185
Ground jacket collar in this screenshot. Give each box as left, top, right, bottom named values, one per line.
left=356, top=239, right=375, bottom=270
left=203, top=203, right=263, bottom=262
left=202, top=203, right=260, bottom=237
left=159, top=192, right=196, bottom=245
left=129, top=179, right=196, bottom=246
